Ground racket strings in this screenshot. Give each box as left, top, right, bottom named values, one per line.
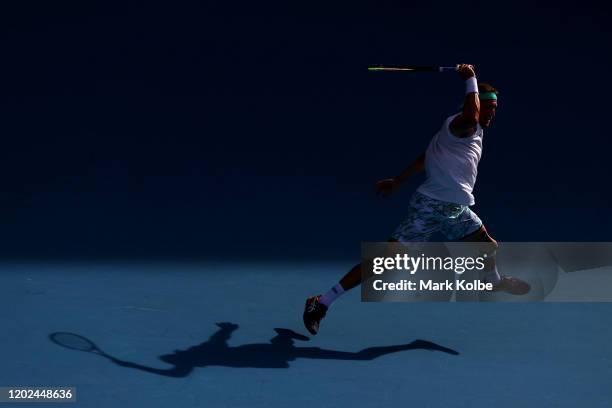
left=50, top=332, right=96, bottom=351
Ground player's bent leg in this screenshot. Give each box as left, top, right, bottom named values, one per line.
left=458, top=225, right=498, bottom=264
left=458, top=225, right=530, bottom=295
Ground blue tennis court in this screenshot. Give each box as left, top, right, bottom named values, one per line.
left=2, top=261, right=611, bottom=407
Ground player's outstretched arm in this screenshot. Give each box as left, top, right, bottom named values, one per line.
left=375, top=152, right=425, bottom=198
left=450, top=63, right=480, bottom=138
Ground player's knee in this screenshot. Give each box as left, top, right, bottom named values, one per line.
left=463, top=225, right=498, bottom=255
left=481, top=232, right=498, bottom=255
left=473, top=226, right=497, bottom=244
left=487, top=236, right=498, bottom=251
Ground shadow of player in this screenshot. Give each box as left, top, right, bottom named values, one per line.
left=51, top=322, right=459, bottom=378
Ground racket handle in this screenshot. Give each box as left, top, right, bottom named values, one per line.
left=439, top=66, right=459, bottom=72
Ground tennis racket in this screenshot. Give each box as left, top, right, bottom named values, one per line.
left=368, top=65, right=458, bottom=72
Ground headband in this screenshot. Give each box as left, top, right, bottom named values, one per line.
left=479, top=92, right=498, bottom=101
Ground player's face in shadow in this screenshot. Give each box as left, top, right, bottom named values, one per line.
left=479, top=100, right=497, bottom=127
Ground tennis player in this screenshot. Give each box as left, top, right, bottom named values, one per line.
left=303, top=64, right=530, bottom=335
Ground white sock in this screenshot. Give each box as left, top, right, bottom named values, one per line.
left=484, top=265, right=501, bottom=285
left=319, top=283, right=345, bottom=307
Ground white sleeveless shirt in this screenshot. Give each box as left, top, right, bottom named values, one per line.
left=416, top=113, right=483, bottom=205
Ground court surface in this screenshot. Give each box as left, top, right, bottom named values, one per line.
left=2, top=261, right=611, bottom=407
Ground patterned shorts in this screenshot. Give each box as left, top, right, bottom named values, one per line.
left=391, top=191, right=483, bottom=242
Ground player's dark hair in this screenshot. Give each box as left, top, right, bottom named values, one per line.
left=478, top=83, right=499, bottom=96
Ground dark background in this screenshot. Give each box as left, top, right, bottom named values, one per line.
left=1, top=0, right=610, bottom=261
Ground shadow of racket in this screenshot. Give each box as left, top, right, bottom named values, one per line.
left=49, top=332, right=113, bottom=360
left=49, top=332, right=183, bottom=375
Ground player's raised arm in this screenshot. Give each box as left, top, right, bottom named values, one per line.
left=449, top=64, right=480, bottom=138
